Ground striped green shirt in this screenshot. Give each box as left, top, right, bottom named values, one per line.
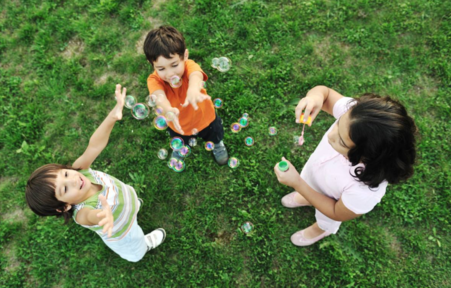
left=73, top=169, right=140, bottom=241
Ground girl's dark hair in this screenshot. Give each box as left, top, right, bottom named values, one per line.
left=347, top=94, right=417, bottom=188
left=25, top=164, right=81, bottom=224
left=143, top=25, right=186, bottom=65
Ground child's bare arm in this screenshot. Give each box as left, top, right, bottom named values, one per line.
left=274, top=157, right=361, bottom=222
left=72, top=84, right=126, bottom=170
left=153, top=90, right=184, bottom=134
left=75, top=195, right=114, bottom=237
left=295, top=86, right=345, bottom=126
left=183, top=71, right=211, bottom=110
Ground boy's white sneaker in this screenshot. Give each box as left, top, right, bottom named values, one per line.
left=144, top=228, right=166, bottom=251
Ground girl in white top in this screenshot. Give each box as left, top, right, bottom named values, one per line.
left=274, top=86, right=417, bottom=246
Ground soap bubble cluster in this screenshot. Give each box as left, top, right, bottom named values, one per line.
left=211, top=56, right=232, bottom=73
left=230, top=112, right=250, bottom=133
left=167, top=157, right=185, bottom=172
left=170, top=137, right=184, bottom=151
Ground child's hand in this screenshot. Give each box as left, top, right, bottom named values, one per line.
left=166, top=107, right=184, bottom=134
left=274, top=157, right=302, bottom=188
left=183, top=86, right=211, bottom=110
left=295, top=96, right=323, bottom=126
left=112, top=84, right=127, bottom=120
left=97, top=195, right=114, bottom=238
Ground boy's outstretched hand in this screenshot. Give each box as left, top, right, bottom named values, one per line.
left=112, top=84, right=126, bottom=120
left=183, top=86, right=211, bottom=110
left=165, top=107, right=184, bottom=135
left=97, top=195, right=114, bottom=238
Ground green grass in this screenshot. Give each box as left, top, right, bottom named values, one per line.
left=1, top=0, right=450, bottom=286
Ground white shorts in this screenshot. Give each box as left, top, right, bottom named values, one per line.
left=101, top=220, right=148, bottom=262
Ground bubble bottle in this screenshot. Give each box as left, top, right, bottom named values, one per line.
left=277, top=161, right=289, bottom=172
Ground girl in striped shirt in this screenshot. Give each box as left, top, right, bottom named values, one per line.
left=25, top=84, right=166, bottom=262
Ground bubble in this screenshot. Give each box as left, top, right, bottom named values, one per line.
left=238, top=117, right=249, bottom=128
left=191, top=128, right=199, bottom=135
left=240, top=221, right=254, bottom=234
left=170, top=137, right=184, bottom=151
left=169, top=75, right=182, bottom=88
left=230, top=122, right=241, bottom=133
left=178, top=145, right=191, bottom=157
left=154, top=106, right=164, bottom=115
left=228, top=157, right=239, bottom=169
left=166, top=111, right=176, bottom=121
left=217, top=57, right=232, bottom=72
left=153, top=116, right=168, bottom=130
left=213, top=98, right=223, bottom=109
left=211, top=57, right=220, bottom=69
left=146, top=94, right=157, bottom=107
left=268, top=126, right=277, bottom=136
left=242, top=113, right=249, bottom=119
left=167, top=157, right=178, bottom=169
left=131, top=103, right=150, bottom=120
left=188, top=138, right=197, bottom=147
left=205, top=141, right=214, bottom=151
left=244, top=137, right=254, bottom=146
left=158, top=148, right=168, bottom=160
left=172, top=159, right=186, bottom=172
left=201, top=81, right=207, bottom=89
left=125, top=95, right=136, bottom=109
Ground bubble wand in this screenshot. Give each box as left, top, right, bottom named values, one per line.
left=295, top=114, right=311, bottom=146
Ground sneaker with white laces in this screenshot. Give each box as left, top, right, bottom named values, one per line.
left=212, top=140, right=229, bottom=165
left=144, top=228, right=166, bottom=251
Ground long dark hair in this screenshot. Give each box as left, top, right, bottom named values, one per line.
left=25, top=164, right=81, bottom=224
left=347, top=94, right=417, bottom=188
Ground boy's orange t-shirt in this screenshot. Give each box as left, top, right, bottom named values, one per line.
left=147, top=60, right=215, bottom=135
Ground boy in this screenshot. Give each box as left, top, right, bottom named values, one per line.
left=144, top=26, right=228, bottom=165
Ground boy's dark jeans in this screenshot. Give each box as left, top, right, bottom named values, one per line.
left=167, top=113, right=224, bottom=145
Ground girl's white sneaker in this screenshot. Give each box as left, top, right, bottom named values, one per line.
left=144, top=228, right=166, bottom=250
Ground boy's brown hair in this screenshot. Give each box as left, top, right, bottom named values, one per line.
left=143, top=25, right=186, bottom=65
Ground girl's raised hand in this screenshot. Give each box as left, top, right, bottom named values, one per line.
left=295, top=95, right=323, bottom=127
left=273, top=157, right=302, bottom=189
left=97, top=195, right=114, bottom=238
left=113, top=84, right=127, bottom=120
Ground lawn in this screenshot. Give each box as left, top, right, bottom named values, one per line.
left=1, top=0, right=450, bottom=287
